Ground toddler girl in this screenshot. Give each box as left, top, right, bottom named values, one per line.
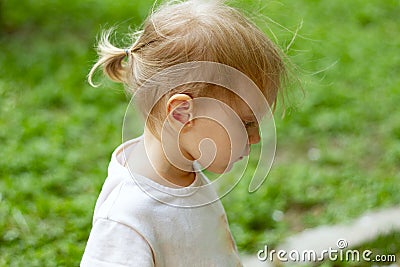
left=81, top=0, right=286, bottom=266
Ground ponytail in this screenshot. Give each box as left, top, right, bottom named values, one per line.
left=88, top=29, right=130, bottom=87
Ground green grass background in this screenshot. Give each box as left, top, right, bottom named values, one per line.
left=0, top=0, right=399, bottom=266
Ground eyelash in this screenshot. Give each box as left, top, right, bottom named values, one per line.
left=243, top=121, right=257, bottom=128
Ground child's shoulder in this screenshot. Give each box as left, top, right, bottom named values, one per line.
left=95, top=176, right=154, bottom=216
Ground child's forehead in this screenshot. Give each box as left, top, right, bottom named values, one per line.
left=224, top=76, right=268, bottom=118
left=232, top=97, right=264, bottom=119
left=206, top=93, right=264, bottom=120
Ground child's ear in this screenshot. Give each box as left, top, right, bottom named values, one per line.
left=166, top=94, right=193, bottom=130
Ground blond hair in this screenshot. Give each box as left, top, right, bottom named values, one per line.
left=88, top=0, right=287, bottom=138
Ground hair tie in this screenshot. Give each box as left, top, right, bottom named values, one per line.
left=124, top=49, right=130, bottom=57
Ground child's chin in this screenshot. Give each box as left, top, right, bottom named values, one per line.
left=208, top=163, right=234, bottom=174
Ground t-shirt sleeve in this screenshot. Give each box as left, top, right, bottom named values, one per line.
left=81, top=218, right=155, bottom=267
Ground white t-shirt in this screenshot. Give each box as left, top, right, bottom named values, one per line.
left=81, top=137, right=243, bottom=267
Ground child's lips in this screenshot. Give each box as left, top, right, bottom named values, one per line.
left=238, top=155, right=247, bottom=161
left=241, top=150, right=250, bottom=159
left=236, top=149, right=250, bottom=162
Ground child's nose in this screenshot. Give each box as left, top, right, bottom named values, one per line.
left=247, top=128, right=260, bottom=145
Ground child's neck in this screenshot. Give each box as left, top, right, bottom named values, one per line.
left=127, top=129, right=196, bottom=188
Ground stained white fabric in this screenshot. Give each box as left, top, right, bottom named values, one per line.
left=81, top=137, right=243, bottom=267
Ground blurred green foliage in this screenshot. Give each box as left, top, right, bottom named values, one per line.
left=1, top=0, right=399, bottom=266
